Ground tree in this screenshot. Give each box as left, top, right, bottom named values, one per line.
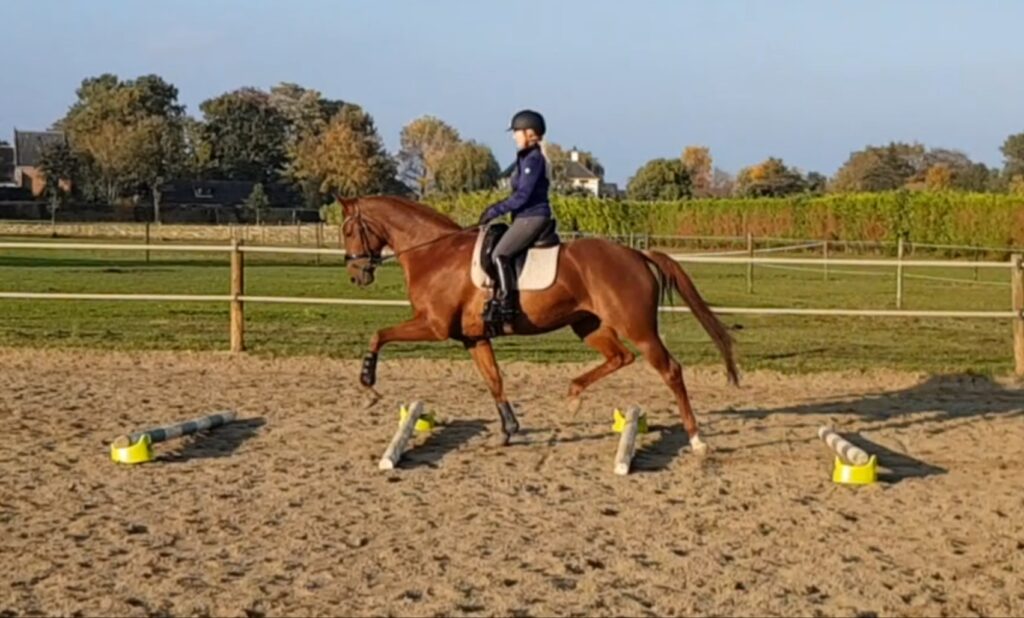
left=397, top=116, right=461, bottom=196
left=198, top=88, right=288, bottom=183
left=709, top=167, right=735, bottom=197
left=1001, top=133, right=1024, bottom=178
left=681, top=146, right=713, bottom=197
left=626, top=158, right=692, bottom=201
left=831, top=143, right=924, bottom=192
left=269, top=82, right=344, bottom=143
left=269, top=83, right=349, bottom=207
left=37, top=140, right=78, bottom=228
left=244, top=183, right=270, bottom=224
left=805, top=171, right=828, bottom=195
left=911, top=148, right=991, bottom=192
left=1009, top=175, right=1024, bottom=196
left=924, top=164, right=954, bottom=190
left=434, top=141, right=500, bottom=193
left=291, top=109, right=399, bottom=198
left=60, top=74, right=186, bottom=205
left=134, top=116, right=186, bottom=223
left=735, top=158, right=807, bottom=197
left=183, top=117, right=213, bottom=178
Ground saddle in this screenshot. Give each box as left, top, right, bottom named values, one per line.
left=471, top=220, right=562, bottom=291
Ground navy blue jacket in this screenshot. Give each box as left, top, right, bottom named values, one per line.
left=483, top=144, right=551, bottom=221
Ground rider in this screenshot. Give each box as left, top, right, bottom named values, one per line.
left=478, top=109, right=552, bottom=327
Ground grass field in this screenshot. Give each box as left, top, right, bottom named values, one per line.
left=0, top=237, right=1016, bottom=374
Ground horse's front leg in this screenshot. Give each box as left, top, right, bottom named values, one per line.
left=361, top=315, right=445, bottom=392
left=465, top=339, right=519, bottom=445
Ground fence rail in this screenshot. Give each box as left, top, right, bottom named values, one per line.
left=1, top=240, right=1021, bottom=375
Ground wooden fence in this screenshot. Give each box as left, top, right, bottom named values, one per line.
left=0, top=240, right=1021, bottom=375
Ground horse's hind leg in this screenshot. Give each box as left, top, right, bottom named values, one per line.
left=465, top=339, right=519, bottom=445
left=567, top=318, right=635, bottom=414
left=625, top=324, right=707, bottom=456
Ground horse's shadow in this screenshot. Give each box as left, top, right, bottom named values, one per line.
left=716, top=374, right=1023, bottom=481
left=402, top=419, right=488, bottom=469
left=720, top=374, right=1023, bottom=430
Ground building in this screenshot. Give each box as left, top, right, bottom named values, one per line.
left=13, top=129, right=68, bottom=197
left=564, top=148, right=601, bottom=196
left=159, top=180, right=297, bottom=208
left=0, top=142, right=14, bottom=187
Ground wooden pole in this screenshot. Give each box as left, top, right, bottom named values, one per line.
left=817, top=426, right=870, bottom=466
left=896, top=236, right=905, bottom=310
left=230, top=239, right=245, bottom=353
left=315, top=223, right=322, bottom=266
left=614, top=406, right=642, bottom=476
left=144, top=222, right=151, bottom=264
left=823, top=240, right=829, bottom=281
left=379, top=401, right=424, bottom=470
left=296, top=221, right=301, bottom=246
left=746, top=232, right=754, bottom=294
left=1012, top=253, right=1023, bottom=377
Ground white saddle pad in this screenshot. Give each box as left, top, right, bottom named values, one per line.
left=471, top=229, right=561, bottom=291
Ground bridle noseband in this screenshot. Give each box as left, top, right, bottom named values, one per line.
left=343, top=209, right=385, bottom=271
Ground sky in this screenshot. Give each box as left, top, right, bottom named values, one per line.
left=2, top=0, right=1023, bottom=184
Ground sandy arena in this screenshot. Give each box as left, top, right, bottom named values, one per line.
left=1, top=347, right=1022, bottom=617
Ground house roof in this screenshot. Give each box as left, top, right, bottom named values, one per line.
left=159, top=180, right=296, bottom=206
left=14, top=130, right=67, bottom=167
left=565, top=160, right=599, bottom=180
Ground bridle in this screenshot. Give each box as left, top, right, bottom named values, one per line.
left=342, top=207, right=384, bottom=273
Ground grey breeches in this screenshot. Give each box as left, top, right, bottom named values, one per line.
left=492, top=216, right=551, bottom=260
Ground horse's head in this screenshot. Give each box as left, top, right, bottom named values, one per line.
left=338, top=197, right=388, bottom=287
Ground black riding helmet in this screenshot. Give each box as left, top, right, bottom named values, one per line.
left=508, top=109, right=546, bottom=136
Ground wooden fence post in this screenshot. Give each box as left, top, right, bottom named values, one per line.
left=823, top=240, right=829, bottom=281
left=896, top=236, right=905, bottom=310
left=746, top=232, right=754, bottom=294
left=296, top=221, right=302, bottom=246
left=315, top=223, right=322, bottom=266
left=1012, top=253, right=1023, bottom=377
left=144, top=222, right=151, bottom=264
left=230, top=239, right=245, bottom=353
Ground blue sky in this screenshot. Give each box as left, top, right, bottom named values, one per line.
left=2, top=0, right=1022, bottom=184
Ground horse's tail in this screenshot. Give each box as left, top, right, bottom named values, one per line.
left=642, top=250, right=740, bottom=386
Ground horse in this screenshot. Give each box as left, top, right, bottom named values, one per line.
left=339, top=195, right=739, bottom=454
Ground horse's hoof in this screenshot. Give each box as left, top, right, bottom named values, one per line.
left=494, top=431, right=513, bottom=447
left=566, top=396, right=582, bottom=415
left=690, top=436, right=709, bottom=457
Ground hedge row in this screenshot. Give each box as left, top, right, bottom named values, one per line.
left=424, top=191, right=1024, bottom=247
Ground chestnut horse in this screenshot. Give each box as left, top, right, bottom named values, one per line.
left=339, top=195, right=738, bottom=453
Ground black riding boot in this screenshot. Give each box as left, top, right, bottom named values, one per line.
left=482, top=256, right=517, bottom=334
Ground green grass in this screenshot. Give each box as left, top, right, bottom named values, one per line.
left=0, top=239, right=1015, bottom=375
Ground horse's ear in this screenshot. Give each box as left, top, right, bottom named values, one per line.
left=335, top=195, right=358, bottom=217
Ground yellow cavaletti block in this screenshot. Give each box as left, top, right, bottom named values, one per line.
left=399, top=404, right=436, bottom=433
left=832, top=455, right=878, bottom=485
left=110, top=433, right=154, bottom=464
left=612, top=408, right=648, bottom=434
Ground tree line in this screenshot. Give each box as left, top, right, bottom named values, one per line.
left=26, top=73, right=1024, bottom=221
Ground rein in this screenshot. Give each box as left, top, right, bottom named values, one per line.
left=343, top=209, right=479, bottom=267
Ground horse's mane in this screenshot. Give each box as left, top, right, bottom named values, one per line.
left=362, top=195, right=460, bottom=230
